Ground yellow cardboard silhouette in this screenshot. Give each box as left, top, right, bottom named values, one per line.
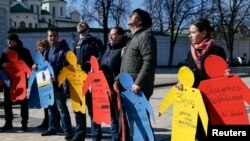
left=58, top=51, right=87, bottom=113
left=159, top=66, right=208, bottom=141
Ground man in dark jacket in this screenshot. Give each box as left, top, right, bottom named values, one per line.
left=0, top=33, right=34, bottom=131
left=120, top=8, right=157, bottom=99
left=41, top=28, right=72, bottom=141
left=72, top=21, right=105, bottom=141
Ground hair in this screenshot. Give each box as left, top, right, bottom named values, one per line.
left=191, top=18, right=214, bottom=38
left=37, top=39, right=49, bottom=48
left=111, top=26, right=124, bottom=35
left=47, top=28, right=58, bottom=35
left=132, top=8, right=152, bottom=28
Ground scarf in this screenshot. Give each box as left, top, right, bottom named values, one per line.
left=191, top=38, right=215, bottom=69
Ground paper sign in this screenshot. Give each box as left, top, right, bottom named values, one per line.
left=118, top=72, right=155, bottom=141
left=58, top=51, right=87, bottom=113
left=159, top=66, right=208, bottom=141
left=3, top=51, right=31, bottom=102
left=199, top=55, right=250, bottom=124
left=82, top=55, right=111, bottom=124
left=28, top=51, right=54, bottom=108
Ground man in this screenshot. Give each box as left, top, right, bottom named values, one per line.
left=72, top=21, right=105, bottom=141
left=0, top=33, right=33, bottom=131
left=119, top=8, right=157, bottom=100
left=41, top=28, right=72, bottom=140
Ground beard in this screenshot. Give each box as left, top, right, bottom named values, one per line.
left=78, top=27, right=88, bottom=34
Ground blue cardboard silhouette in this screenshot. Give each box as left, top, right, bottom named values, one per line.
left=0, top=69, right=10, bottom=87
left=28, top=51, right=55, bottom=108
left=117, top=72, right=155, bottom=141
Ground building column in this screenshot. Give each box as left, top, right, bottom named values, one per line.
left=0, top=0, right=10, bottom=54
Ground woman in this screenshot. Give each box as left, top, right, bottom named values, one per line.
left=176, top=19, right=232, bottom=141
left=34, top=39, right=50, bottom=129
left=176, top=18, right=231, bottom=89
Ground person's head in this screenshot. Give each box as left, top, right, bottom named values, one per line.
left=189, top=18, right=214, bottom=44
left=47, top=28, right=59, bottom=46
left=37, top=39, right=49, bottom=53
left=128, top=8, right=152, bottom=29
left=77, top=21, right=89, bottom=34
left=8, top=33, right=19, bottom=48
left=109, top=27, right=124, bottom=45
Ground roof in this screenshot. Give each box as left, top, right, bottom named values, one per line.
left=10, top=3, right=34, bottom=14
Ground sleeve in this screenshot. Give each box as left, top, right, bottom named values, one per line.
left=134, top=33, right=157, bottom=86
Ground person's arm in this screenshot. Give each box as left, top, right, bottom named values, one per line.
left=134, top=33, right=157, bottom=88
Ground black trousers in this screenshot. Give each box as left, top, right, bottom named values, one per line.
left=3, top=86, right=29, bottom=125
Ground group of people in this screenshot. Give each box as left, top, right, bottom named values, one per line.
left=0, top=7, right=232, bottom=141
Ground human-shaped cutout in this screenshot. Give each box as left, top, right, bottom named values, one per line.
left=117, top=72, right=155, bottom=141
left=159, top=66, right=208, bottom=141
left=0, top=69, right=10, bottom=88
left=58, top=51, right=87, bottom=113
left=28, top=51, right=54, bottom=108
left=82, top=55, right=111, bottom=124
left=3, top=51, right=31, bottom=102
left=198, top=55, right=250, bottom=125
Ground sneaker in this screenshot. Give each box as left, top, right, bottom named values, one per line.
left=1, top=123, right=13, bottom=131
left=65, top=133, right=73, bottom=140
left=41, top=130, right=57, bottom=136
left=21, top=124, right=28, bottom=131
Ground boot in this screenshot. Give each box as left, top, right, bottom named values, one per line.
left=1, top=122, right=13, bottom=131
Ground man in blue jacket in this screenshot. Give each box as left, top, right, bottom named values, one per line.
left=41, top=28, right=72, bottom=141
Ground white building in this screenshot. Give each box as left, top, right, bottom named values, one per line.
left=9, top=0, right=80, bottom=29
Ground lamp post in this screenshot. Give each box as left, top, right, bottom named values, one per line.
left=0, top=0, right=10, bottom=55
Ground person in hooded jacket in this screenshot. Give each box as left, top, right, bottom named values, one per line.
left=0, top=33, right=33, bottom=131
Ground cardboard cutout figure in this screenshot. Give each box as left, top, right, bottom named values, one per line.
left=28, top=51, right=54, bottom=108
left=159, top=66, right=208, bottom=141
left=58, top=51, right=87, bottom=113
left=117, top=72, right=155, bottom=141
left=198, top=55, right=250, bottom=125
left=0, top=69, right=10, bottom=87
left=82, top=55, right=111, bottom=124
left=3, top=51, right=31, bottom=102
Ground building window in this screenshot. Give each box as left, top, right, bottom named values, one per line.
left=49, top=19, right=51, bottom=23
left=37, top=5, right=39, bottom=14
left=53, top=7, right=55, bottom=16
left=29, top=23, right=32, bottom=28
left=35, top=23, right=37, bottom=28
left=45, top=6, right=47, bottom=10
left=19, top=21, right=26, bottom=29
left=10, top=19, right=12, bottom=27
left=60, top=7, right=63, bottom=16
left=31, top=5, right=34, bottom=12
left=14, top=22, right=16, bottom=27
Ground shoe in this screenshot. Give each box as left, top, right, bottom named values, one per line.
left=37, top=124, right=48, bottom=130
left=65, top=133, right=73, bottom=140
left=21, top=124, right=28, bottom=131
left=41, top=130, right=57, bottom=136
left=1, top=123, right=13, bottom=131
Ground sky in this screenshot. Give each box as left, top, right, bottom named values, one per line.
left=131, top=0, right=145, bottom=10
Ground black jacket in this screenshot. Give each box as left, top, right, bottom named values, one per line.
left=73, top=34, right=105, bottom=73
left=187, top=45, right=226, bottom=88
left=100, top=36, right=127, bottom=87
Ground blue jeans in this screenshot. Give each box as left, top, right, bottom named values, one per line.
left=48, top=84, right=72, bottom=134
left=86, top=91, right=102, bottom=141
left=73, top=111, right=86, bottom=140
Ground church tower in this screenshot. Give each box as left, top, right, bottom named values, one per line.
left=42, top=0, right=67, bottom=18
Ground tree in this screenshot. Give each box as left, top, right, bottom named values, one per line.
left=213, top=0, right=250, bottom=58
left=165, top=0, right=198, bottom=66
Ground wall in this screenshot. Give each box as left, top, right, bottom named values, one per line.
left=8, top=31, right=250, bottom=66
